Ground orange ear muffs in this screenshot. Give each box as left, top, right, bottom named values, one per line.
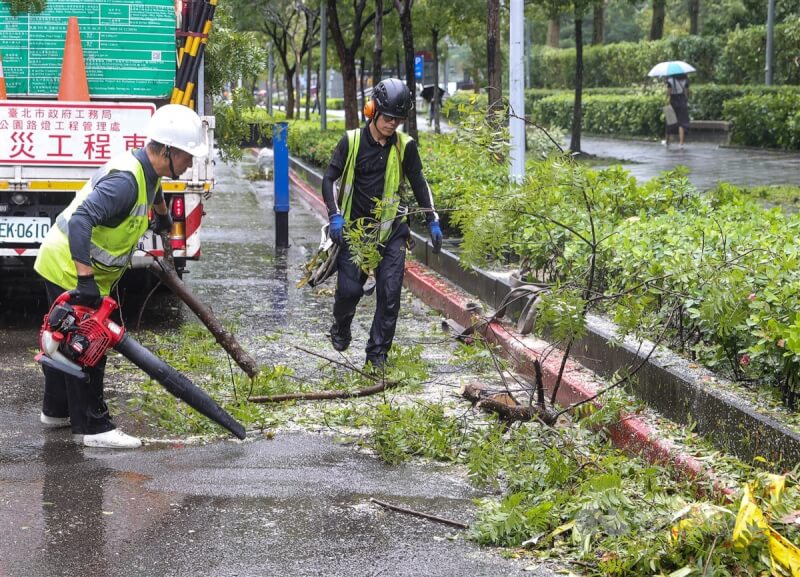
left=363, top=100, right=375, bottom=120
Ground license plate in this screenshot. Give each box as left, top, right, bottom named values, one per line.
left=0, top=217, right=52, bottom=243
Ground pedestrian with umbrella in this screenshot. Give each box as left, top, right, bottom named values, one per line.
left=648, top=60, right=695, bottom=148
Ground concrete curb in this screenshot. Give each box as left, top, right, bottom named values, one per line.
left=286, top=164, right=733, bottom=496
left=286, top=154, right=800, bottom=469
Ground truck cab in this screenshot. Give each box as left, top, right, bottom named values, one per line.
left=0, top=0, right=214, bottom=279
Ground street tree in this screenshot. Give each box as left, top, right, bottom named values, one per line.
left=533, top=0, right=591, bottom=152
left=205, top=3, right=266, bottom=99
left=412, top=0, right=459, bottom=134
left=593, top=0, right=605, bottom=43
left=327, top=0, right=378, bottom=129
left=650, top=0, right=665, bottom=39
left=373, top=0, right=385, bottom=83
left=688, top=0, right=699, bottom=34
left=487, top=0, right=503, bottom=115
left=447, top=0, right=490, bottom=90
left=393, top=0, right=419, bottom=139
left=228, top=0, right=319, bottom=120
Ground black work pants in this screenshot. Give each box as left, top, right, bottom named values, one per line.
left=333, top=222, right=408, bottom=363
left=41, top=280, right=115, bottom=435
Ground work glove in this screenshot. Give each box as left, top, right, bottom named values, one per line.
left=329, top=213, right=345, bottom=247
left=428, top=220, right=443, bottom=254
left=151, top=211, right=173, bottom=235
left=69, top=274, right=102, bottom=309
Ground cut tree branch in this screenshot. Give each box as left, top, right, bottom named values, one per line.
left=148, top=259, right=259, bottom=378
left=461, top=382, right=557, bottom=425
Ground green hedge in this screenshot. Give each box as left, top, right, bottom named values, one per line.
left=690, top=85, right=800, bottom=119
left=533, top=93, right=665, bottom=137
left=528, top=85, right=800, bottom=146
left=530, top=18, right=800, bottom=89
left=724, top=91, right=800, bottom=149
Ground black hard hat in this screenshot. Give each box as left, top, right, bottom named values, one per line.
left=373, top=78, right=414, bottom=118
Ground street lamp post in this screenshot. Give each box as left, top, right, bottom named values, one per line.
left=509, top=0, right=525, bottom=181
left=765, top=0, right=775, bottom=85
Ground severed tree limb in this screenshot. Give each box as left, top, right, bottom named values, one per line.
left=461, top=382, right=558, bottom=426
left=249, top=379, right=399, bottom=403
left=148, top=259, right=259, bottom=378
left=248, top=345, right=402, bottom=403
left=370, top=498, right=469, bottom=529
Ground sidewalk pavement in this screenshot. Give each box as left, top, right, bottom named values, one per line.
left=578, top=136, right=800, bottom=191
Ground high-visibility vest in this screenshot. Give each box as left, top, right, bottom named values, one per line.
left=339, top=128, right=410, bottom=244
left=34, top=152, right=155, bottom=294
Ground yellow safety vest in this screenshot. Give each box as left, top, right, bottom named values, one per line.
left=339, top=128, right=410, bottom=244
left=34, top=152, right=155, bottom=295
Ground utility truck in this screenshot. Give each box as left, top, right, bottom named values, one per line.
left=0, top=0, right=215, bottom=278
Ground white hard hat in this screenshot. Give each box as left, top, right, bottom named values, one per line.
left=147, top=104, right=207, bottom=157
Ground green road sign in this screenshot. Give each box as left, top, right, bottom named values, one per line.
left=0, top=0, right=176, bottom=98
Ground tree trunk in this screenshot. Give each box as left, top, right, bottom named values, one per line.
left=431, top=26, right=440, bottom=134
left=304, top=56, right=312, bottom=120
left=650, top=0, right=666, bottom=40
left=547, top=17, right=560, bottom=47
left=570, top=16, right=584, bottom=153
left=295, top=52, right=302, bottom=118
left=373, top=0, right=384, bottom=84
left=147, top=262, right=259, bottom=378
left=359, top=56, right=367, bottom=123
left=487, top=0, right=502, bottom=115
left=328, top=0, right=361, bottom=129
left=395, top=0, right=418, bottom=139
left=688, top=0, right=700, bottom=35
left=341, top=56, right=360, bottom=129
left=284, top=70, right=295, bottom=119
left=592, top=0, right=605, bottom=45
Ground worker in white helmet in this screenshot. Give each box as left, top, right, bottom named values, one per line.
left=33, top=104, right=208, bottom=449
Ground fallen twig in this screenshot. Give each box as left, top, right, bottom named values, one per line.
left=369, top=498, right=468, bottom=529
left=248, top=378, right=399, bottom=403
left=248, top=345, right=400, bottom=403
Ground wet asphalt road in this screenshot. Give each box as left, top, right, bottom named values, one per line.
left=0, top=156, right=554, bottom=577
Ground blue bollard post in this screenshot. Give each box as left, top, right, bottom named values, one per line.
left=273, top=122, right=289, bottom=248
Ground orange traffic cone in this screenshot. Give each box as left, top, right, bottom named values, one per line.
left=0, top=51, right=7, bottom=100
left=57, top=16, right=90, bottom=101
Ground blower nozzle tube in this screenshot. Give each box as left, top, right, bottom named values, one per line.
left=115, top=333, right=246, bottom=440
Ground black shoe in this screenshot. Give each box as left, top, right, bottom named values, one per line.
left=364, top=355, right=386, bottom=372
left=329, top=323, right=351, bottom=352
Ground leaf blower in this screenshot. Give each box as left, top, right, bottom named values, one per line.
left=35, top=292, right=246, bottom=440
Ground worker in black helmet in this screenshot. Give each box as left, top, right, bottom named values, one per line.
left=321, top=77, right=443, bottom=371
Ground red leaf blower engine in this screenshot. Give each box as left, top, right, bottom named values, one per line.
left=35, top=292, right=246, bottom=440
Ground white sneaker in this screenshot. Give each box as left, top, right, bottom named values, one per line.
left=40, top=412, right=70, bottom=428
left=82, top=429, right=142, bottom=449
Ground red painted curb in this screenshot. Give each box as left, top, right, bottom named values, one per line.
left=288, top=167, right=733, bottom=497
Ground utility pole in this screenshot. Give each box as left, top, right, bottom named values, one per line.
left=320, top=2, right=328, bottom=130
left=524, top=20, right=531, bottom=89
left=765, top=0, right=775, bottom=85
left=509, top=0, right=525, bottom=181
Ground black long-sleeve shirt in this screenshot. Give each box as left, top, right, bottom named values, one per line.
left=321, top=125, right=438, bottom=224
left=69, top=148, right=162, bottom=266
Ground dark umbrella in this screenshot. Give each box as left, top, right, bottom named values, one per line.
left=420, top=84, right=445, bottom=103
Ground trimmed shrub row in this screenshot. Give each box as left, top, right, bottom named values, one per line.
left=531, top=18, right=800, bottom=89
left=528, top=87, right=800, bottom=149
